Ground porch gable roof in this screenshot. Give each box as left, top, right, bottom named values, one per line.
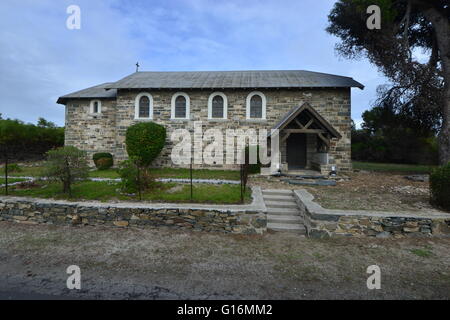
left=271, top=102, right=342, bottom=139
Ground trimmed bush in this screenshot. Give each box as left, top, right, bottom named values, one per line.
left=430, top=162, right=450, bottom=211
left=93, top=152, right=113, bottom=170
left=125, top=122, right=166, bottom=166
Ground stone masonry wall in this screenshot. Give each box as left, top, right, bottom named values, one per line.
left=0, top=197, right=267, bottom=234
left=294, top=190, right=450, bottom=238
left=65, top=99, right=117, bottom=166
left=65, top=88, right=352, bottom=172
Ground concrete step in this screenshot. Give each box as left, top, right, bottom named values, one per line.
left=265, top=201, right=298, bottom=209
left=267, top=214, right=303, bottom=224
left=267, top=222, right=306, bottom=234
left=263, top=195, right=295, bottom=202
left=266, top=207, right=299, bottom=215
left=262, top=189, right=293, bottom=196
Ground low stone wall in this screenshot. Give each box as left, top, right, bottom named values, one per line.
left=0, top=187, right=267, bottom=235
left=294, top=190, right=450, bottom=238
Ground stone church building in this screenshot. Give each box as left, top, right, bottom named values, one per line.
left=57, top=70, right=363, bottom=174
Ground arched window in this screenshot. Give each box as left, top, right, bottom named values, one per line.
left=139, top=96, right=150, bottom=118
left=171, top=92, right=190, bottom=119
left=246, top=91, right=266, bottom=120
left=90, top=100, right=102, bottom=114
left=208, top=92, right=228, bottom=119
left=250, top=96, right=262, bottom=118
left=134, top=92, right=153, bottom=119
left=175, top=96, right=186, bottom=118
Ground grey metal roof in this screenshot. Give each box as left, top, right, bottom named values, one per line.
left=104, top=70, right=364, bottom=90
left=57, top=83, right=117, bottom=104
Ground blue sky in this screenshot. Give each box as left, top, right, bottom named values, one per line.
left=0, top=0, right=387, bottom=127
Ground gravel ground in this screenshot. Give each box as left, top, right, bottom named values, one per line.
left=0, top=221, right=449, bottom=300
left=250, top=171, right=448, bottom=214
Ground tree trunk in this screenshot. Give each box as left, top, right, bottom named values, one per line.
left=422, top=5, right=450, bottom=164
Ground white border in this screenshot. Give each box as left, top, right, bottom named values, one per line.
left=89, top=99, right=102, bottom=114
left=171, top=92, right=190, bottom=120
left=207, top=92, right=228, bottom=120
left=246, top=91, right=266, bottom=120
left=134, top=92, right=154, bottom=120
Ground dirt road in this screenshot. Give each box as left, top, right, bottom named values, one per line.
left=0, top=222, right=449, bottom=299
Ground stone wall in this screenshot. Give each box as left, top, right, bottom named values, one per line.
left=0, top=189, right=267, bottom=234
left=65, top=99, right=117, bottom=166
left=294, top=190, right=450, bottom=238
left=64, top=87, right=352, bottom=172
left=0, top=199, right=266, bottom=234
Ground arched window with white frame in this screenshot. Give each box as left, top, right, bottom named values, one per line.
left=246, top=91, right=266, bottom=120
left=134, top=92, right=153, bottom=120
left=90, top=100, right=102, bottom=114
left=171, top=92, right=190, bottom=120
left=208, top=92, right=228, bottom=120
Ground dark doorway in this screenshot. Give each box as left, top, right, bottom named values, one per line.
left=287, top=133, right=307, bottom=169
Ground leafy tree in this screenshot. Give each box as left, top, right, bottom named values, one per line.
left=43, top=146, right=89, bottom=197
left=327, top=0, right=450, bottom=164
left=37, top=117, right=56, bottom=128
left=352, top=106, right=438, bottom=164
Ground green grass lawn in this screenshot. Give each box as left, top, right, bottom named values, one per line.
left=89, top=167, right=241, bottom=180
left=7, top=166, right=240, bottom=180
left=0, top=180, right=251, bottom=204
left=0, top=178, right=27, bottom=184
left=2, top=166, right=44, bottom=177
left=353, top=161, right=437, bottom=174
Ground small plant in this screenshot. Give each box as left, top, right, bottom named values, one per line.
left=430, top=162, right=450, bottom=211
left=410, top=248, right=433, bottom=258
left=93, top=152, right=114, bottom=170
left=43, top=146, right=89, bottom=197
left=117, top=159, right=155, bottom=198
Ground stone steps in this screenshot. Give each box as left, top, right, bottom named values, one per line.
left=262, top=189, right=293, bottom=196
left=267, top=214, right=303, bottom=223
left=265, top=201, right=298, bottom=209
left=263, top=195, right=295, bottom=202
left=267, top=222, right=306, bottom=234
left=262, top=189, right=306, bottom=234
left=266, top=207, right=299, bottom=215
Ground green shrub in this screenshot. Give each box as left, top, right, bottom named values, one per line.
left=117, top=159, right=154, bottom=195
left=43, top=146, right=89, bottom=197
left=125, top=122, right=166, bottom=166
left=430, top=162, right=450, bottom=211
left=93, top=152, right=113, bottom=170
